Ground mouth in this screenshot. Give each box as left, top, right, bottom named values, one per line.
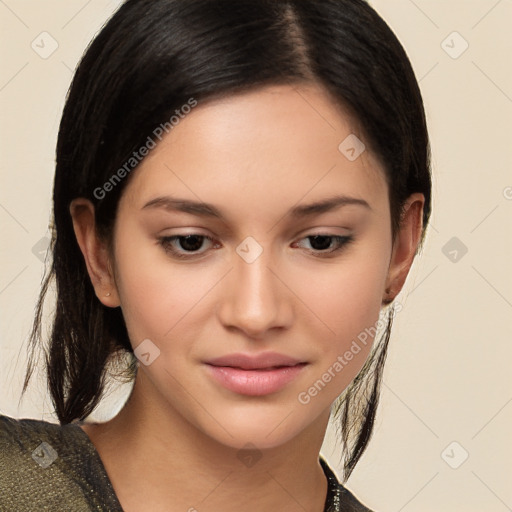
left=206, top=362, right=308, bottom=371
left=205, top=352, right=307, bottom=371
left=207, top=363, right=307, bottom=371
left=204, top=355, right=308, bottom=396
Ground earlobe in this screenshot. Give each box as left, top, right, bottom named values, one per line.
left=69, top=198, right=120, bottom=307
left=383, top=193, right=425, bottom=303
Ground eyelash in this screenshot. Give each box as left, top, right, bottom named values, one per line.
left=158, top=233, right=354, bottom=260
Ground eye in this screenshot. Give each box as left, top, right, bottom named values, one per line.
left=158, top=233, right=354, bottom=260
left=158, top=234, right=218, bottom=259
left=293, top=234, right=354, bottom=257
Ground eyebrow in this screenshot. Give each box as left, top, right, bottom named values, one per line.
left=141, top=194, right=371, bottom=219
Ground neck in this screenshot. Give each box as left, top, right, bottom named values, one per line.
left=81, top=371, right=331, bottom=512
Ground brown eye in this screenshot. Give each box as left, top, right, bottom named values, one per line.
left=159, top=234, right=217, bottom=259
left=293, top=234, right=354, bottom=256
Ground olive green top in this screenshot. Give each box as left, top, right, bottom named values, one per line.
left=0, top=414, right=373, bottom=511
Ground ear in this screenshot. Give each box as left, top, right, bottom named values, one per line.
left=383, top=193, right=425, bottom=304
left=69, top=198, right=120, bottom=308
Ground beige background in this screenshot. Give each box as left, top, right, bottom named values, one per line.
left=1, top=1, right=511, bottom=510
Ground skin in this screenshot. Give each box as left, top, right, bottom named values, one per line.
left=71, top=83, right=424, bottom=512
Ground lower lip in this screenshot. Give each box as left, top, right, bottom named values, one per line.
left=205, top=363, right=308, bottom=396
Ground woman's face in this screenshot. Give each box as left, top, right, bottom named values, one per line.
left=110, top=83, right=396, bottom=449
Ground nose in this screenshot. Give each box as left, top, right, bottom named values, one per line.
left=217, top=244, right=293, bottom=339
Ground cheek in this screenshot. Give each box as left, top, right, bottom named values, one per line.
left=294, top=252, right=389, bottom=342
left=288, top=239, right=391, bottom=396
left=112, top=233, right=205, bottom=345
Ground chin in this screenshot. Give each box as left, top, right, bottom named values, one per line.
left=193, top=401, right=322, bottom=452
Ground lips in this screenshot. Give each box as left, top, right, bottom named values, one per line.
left=204, top=352, right=308, bottom=396
left=205, top=352, right=304, bottom=370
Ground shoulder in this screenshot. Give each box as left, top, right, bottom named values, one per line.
left=0, top=413, right=77, bottom=468
left=0, top=413, right=122, bottom=511
left=320, top=456, right=375, bottom=512
left=0, top=413, right=85, bottom=467
left=1, top=412, right=75, bottom=442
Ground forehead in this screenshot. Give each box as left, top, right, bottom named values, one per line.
left=121, top=83, right=387, bottom=216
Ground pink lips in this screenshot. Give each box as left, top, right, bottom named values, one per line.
left=204, top=352, right=308, bottom=396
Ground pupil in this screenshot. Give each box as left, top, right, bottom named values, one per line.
left=309, top=235, right=331, bottom=251
left=180, top=235, right=203, bottom=251
left=177, top=235, right=334, bottom=252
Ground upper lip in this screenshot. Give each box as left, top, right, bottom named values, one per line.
left=205, top=352, right=306, bottom=370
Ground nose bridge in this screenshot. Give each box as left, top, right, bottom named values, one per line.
left=218, top=235, right=291, bottom=337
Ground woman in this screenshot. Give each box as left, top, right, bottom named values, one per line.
left=0, top=0, right=431, bottom=510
